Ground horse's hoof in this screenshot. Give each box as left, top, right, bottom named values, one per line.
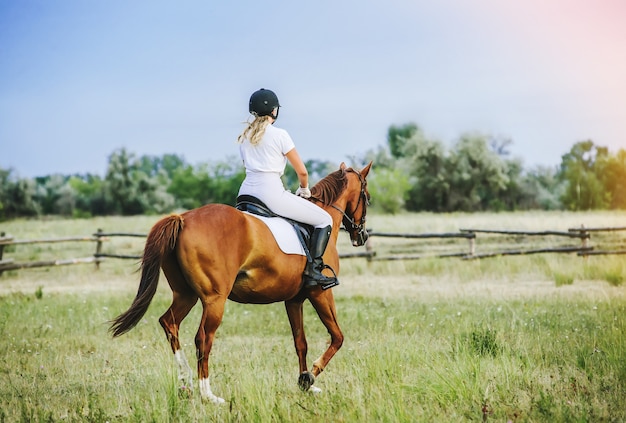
left=298, top=372, right=315, bottom=391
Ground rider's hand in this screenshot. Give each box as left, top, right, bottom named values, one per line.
left=296, top=186, right=311, bottom=199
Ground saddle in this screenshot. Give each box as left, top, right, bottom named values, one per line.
left=235, top=195, right=313, bottom=262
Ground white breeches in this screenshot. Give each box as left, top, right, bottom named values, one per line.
left=238, top=171, right=332, bottom=228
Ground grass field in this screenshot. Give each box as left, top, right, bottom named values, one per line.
left=1, top=211, right=625, bottom=422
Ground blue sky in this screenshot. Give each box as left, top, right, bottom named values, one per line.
left=1, top=0, right=625, bottom=177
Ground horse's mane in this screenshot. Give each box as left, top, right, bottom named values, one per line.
left=310, top=168, right=348, bottom=206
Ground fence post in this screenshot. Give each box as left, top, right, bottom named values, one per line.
left=95, top=228, right=103, bottom=270
left=467, top=232, right=476, bottom=258
left=365, top=235, right=374, bottom=263
left=580, top=224, right=589, bottom=259
left=0, top=231, right=5, bottom=276
left=0, top=232, right=5, bottom=260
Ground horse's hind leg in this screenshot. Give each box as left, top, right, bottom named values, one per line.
left=159, top=257, right=199, bottom=391
left=285, top=300, right=315, bottom=391
left=159, top=292, right=198, bottom=391
left=195, top=295, right=227, bottom=404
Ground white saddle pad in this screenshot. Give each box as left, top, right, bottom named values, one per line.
left=244, top=212, right=306, bottom=256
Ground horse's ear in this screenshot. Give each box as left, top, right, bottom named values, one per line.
left=361, top=161, right=373, bottom=178
left=340, top=162, right=347, bottom=173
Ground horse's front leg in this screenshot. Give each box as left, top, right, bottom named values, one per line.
left=308, top=290, right=344, bottom=381
left=285, top=300, right=319, bottom=392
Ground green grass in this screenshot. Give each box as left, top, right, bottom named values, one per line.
left=1, top=289, right=625, bottom=422
left=1, top=211, right=626, bottom=421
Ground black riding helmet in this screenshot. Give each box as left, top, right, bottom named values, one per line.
left=249, top=88, right=280, bottom=119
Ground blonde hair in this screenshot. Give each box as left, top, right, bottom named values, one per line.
left=237, top=115, right=272, bottom=146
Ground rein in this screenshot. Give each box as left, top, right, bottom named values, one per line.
left=311, top=168, right=369, bottom=240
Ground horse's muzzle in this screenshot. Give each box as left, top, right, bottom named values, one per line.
left=351, top=230, right=369, bottom=247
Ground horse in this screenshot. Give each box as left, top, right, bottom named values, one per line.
left=109, top=161, right=372, bottom=403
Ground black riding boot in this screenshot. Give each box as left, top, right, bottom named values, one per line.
left=303, top=225, right=339, bottom=290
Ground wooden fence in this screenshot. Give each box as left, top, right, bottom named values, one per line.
left=1, top=226, right=625, bottom=275
left=364, top=226, right=626, bottom=261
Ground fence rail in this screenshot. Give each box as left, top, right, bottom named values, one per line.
left=362, top=225, right=626, bottom=261
left=459, top=229, right=589, bottom=238
left=1, top=226, right=625, bottom=275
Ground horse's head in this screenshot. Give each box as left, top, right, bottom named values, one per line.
left=339, top=162, right=372, bottom=246
left=310, top=161, right=372, bottom=247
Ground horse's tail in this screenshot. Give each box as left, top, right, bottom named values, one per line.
left=110, top=214, right=184, bottom=337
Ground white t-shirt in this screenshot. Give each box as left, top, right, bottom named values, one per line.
left=239, top=124, right=295, bottom=176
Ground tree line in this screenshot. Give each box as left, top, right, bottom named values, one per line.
left=361, top=124, right=626, bottom=213
left=1, top=123, right=624, bottom=219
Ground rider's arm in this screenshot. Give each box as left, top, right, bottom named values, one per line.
left=285, top=148, right=309, bottom=189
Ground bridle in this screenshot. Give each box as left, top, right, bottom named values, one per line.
left=321, top=168, right=370, bottom=244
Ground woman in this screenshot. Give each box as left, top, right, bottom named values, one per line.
left=237, top=88, right=338, bottom=289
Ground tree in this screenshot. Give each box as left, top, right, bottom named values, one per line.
left=387, top=123, right=420, bottom=159
left=105, top=148, right=144, bottom=214
left=445, top=133, right=509, bottom=211
left=489, top=136, right=513, bottom=157
left=597, top=148, right=626, bottom=209
left=168, top=164, right=212, bottom=209
left=68, top=174, right=107, bottom=217
left=207, top=157, right=245, bottom=205
left=559, top=140, right=609, bottom=210
left=33, top=174, right=69, bottom=215
left=368, top=168, right=410, bottom=214
left=136, top=153, right=186, bottom=179
left=167, top=157, right=245, bottom=208
left=519, top=166, right=564, bottom=210
left=0, top=167, right=40, bottom=219
left=401, top=135, right=449, bottom=212
left=104, top=148, right=175, bottom=215
left=352, top=146, right=395, bottom=171
left=132, top=168, right=175, bottom=214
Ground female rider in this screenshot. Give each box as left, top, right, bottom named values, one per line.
left=237, top=88, right=338, bottom=289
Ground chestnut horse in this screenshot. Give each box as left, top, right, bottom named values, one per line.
left=110, top=162, right=371, bottom=403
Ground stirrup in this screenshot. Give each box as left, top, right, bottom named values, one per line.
left=303, top=264, right=339, bottom=290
